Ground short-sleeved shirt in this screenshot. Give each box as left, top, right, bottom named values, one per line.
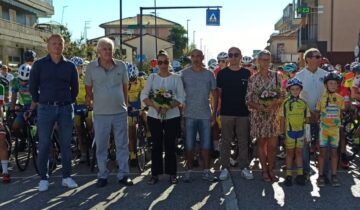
left=280, top=97, right=310, bottom=132
left=11, top=78, right=32, bottom=105
left=316, top=92, right=344, bottom=128
left=181, top=67, right=216, bottom=119
left=84, top=59, right=128, bottom=115
left=295, top=68, right=328, bottom=111
left=217, top=67, right=251, bottom=117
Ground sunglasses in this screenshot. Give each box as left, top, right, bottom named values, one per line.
left=218, top=60, right=226, bottom=63
left=228, top=53, right=240, bottom=58
left=158, top=60, right=169, bottom=65
left=310, top=55, right=321, bottom=59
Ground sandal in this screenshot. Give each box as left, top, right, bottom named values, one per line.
left=169, top=175, right=178, bottom=184
left=147, top=176, right=159, bottom=185
left=262, top=171, right=271, bottom=182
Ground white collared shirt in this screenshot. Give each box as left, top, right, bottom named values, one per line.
left=295, top=67, right=328, bottom=111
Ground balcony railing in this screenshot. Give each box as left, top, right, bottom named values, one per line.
left=0, top=18, right=51, bottom=39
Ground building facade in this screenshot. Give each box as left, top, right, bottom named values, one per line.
left=0, top=0, right=54, bottom=67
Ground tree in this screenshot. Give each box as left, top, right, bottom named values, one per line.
left=167, top=25, right=188, bottom=59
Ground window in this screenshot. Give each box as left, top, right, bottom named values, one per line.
left=25, top=15, right=33, bottom=27
left=9, top=9, right=16, bottom=23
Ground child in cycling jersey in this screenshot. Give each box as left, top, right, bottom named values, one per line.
left=315, top=72, right=344, bottom=187
left=280, top=78, right=310, bottom=186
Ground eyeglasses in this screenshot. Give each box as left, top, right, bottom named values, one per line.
left=310, top=55, right=321, bottom=59
left=228, top=53, right=240, bottom=58
left=158, top=60, right=169, bottom=65
left=218, top=60, right=226, bottom=63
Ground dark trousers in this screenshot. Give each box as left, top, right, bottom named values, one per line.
left=148, top=116, right=180, bottom=176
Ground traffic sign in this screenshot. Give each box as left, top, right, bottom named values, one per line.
left=206, top=9, right=220, bottom=26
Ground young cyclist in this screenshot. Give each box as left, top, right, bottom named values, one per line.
left=71, top=56, right=93, bottom=163
left=280, top=78, right=310, bottom=186
left=241, top=56, right=255, bottom=75
left=213, top=52, right=228, bottom=78
left=282, top=63, right=298, bottom=90
left=316, top=72, right=344, bottom=187
left=127, top=63, right=145, bottom=166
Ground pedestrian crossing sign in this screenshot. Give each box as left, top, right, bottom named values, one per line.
left=206, top=9, right=220, bottom=26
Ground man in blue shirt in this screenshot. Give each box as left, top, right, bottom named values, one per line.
left=29, top=34, right=79, bottom=192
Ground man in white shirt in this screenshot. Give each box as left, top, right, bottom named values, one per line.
left=295, top=48, right=328, bottom=181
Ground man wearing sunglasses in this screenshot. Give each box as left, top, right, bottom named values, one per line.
left=216, top=47, right=253, bottom=181
left=295, top=48, right=329, bottom=182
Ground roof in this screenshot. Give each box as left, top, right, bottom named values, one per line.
left=123, top=33, right=174, bottom=45
left=267, top=30, right=297, bottom=43
left=100, top=14, right=181, bottom=28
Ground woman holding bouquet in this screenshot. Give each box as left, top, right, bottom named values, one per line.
left=141, top=50, right=185, bottom=185
left=246, top=50, right=284, bottom=182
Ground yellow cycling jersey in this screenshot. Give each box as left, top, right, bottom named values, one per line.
left=76, top=76, right=86, bottom=104
left=316, top=92, right=344, bottom=128
left=280, top=97, right=310, bottom=132
left=128, top=77, right=145, bottom=103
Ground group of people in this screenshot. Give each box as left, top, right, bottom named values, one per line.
left=0, top=32, right=358, bottom=193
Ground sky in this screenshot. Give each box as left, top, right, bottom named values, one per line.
left=40, top=0, right=294, bottom=59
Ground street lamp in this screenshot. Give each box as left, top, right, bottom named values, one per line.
left=154, top=0, right=157, bottom=55
left=193, top=30, right=196, bottom=46
left=186, top=19, right=190, bottom=51
left=61, top=5, right=68, bottom=25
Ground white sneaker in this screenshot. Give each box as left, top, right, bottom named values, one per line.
left=62, top=177, right=78, bottom=189
left=241, top=168, right=254, bottom=180
left=219, top=168, right=229, bottom=181
left=38, top=180, right=49, bottom=192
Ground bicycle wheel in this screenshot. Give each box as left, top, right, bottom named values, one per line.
left=14, top=135, right=31, bottom=171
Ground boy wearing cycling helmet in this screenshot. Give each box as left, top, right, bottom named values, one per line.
left=280, top=78, right=310, bottom=186
left=316, top=72, right=344, bottom=187
left=126, top=63, right=145, bottom=166
left=241, top=56, right=255, bottom=75
left=71, top=56, right=93, bottom=163
left=213, top=52, right=228, bottom=78
left=282, top=63, right=297, bottom=90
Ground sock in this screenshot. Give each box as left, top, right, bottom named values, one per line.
left=130, top=152, right=136, bottom=160
left=1, top=160, right=9, bottom=174
left=296, top=167, right=303, bottom=176
left=286, top=169, right=292, bottom=176
left=341, top=153, right=347, bottom=160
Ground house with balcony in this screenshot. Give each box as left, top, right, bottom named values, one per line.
left=267, top=3, right=301, bottom=65
left=297, top=0, right=360, bottom=65
left=0, top=0, right=54, bottom=67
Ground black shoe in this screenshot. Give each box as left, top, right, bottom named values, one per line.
left=284, top=176, right=292, bottom=186
left=295, top=175, right=306, bottom=186
left=119, top=176, right=133, bottom=186
left=96, top=178, right=108, bottom=188
left=130, top=159, right=137, bottom=167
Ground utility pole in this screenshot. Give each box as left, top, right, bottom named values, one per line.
left=154, top=0, right=158, bottom=55
left=186, top=19, right=190, bottom=52
left=83, top=21, right=91, bottom=41
left=120, top=0, right=123, bottom=58
left=61, top=5, right=68, bottom=25
left=193, top=30, right=196, bottom=46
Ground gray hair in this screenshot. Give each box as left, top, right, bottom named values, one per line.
left=97, top=37, right=114, bottom=52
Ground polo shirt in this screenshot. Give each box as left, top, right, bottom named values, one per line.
left=84, top=59, right=128, bottom=115
left=295, top=67, right=328, bottom=111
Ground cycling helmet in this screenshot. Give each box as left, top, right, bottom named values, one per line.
left=70, top=56, right=84, bottom=68
left=320, top=57, right=330, bottom=66
left=208, top=61, right=218, bottom=72
left=323, top=72, right=342, bottom=84
left=322, top=64, right=336, bottom=72
left=217, top=52, right=228, bottom=60
left=286, top=78, right=303, bottom=90
left=351, top=62, right=360, bottom=73
left=241, top=56, right=253, bottom=65
left=24, top=50, right=36, bottom=62
left=283, top=63, right=297, bottom=73
left=344, top=63, right=351, bottom=71
left=18, top=64, right=31, bottom=81
left=126, top=62, right=139, bottom=81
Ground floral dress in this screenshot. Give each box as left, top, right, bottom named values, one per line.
left=246, top=70, right=283, bottom=138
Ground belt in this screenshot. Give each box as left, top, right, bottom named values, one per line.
left=41, top=101, right=72, bottom=106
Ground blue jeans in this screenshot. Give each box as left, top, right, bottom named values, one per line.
left=94, top=112, right=129, bottom=180
left=184, top=118, right=211, bottom=151
left=37, top=104, right=74, bottom=180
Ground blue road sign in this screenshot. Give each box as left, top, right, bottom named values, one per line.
left=136, top=54, right=146, bottom=62
left=206, top=9, right=220, bottom=26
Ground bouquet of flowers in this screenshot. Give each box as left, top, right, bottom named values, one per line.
left=258, top=88, right=281, bottom=107
left=149, top=88, right=174, bottom=120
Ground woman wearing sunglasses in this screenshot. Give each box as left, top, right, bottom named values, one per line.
left=246, top=50, right=284, bottom=182
left=141, top=50, right=185, bottom=185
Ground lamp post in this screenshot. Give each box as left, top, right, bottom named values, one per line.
left=186, top=19, right=190, bottom=52
left=61, top=5, right=68, bottom=25
left=120, top=0, right=123, bottom=59
left=193, top=30, right=196, bottom=46
left=154, top=0, right=157, bottom=55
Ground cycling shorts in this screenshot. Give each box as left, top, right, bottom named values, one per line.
left=285, top=130, right=305, bottom=149
left=319, top=126, right=340, bottom=148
